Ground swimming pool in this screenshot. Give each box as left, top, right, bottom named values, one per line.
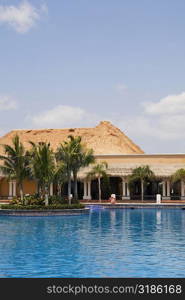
left=0, top=208, right=185, bottom=277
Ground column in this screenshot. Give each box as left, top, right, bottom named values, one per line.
left=8, top=180, right=13, bottom=199
left=167, top=181, right=170, bottom=197
left=122, top=179, right=126, bottom=198
left=12, top=180, right=16, bottom=197
left=162, top=180, right=170, bottom=200
left=87, top=180, right=92, bottom=200
left=50, top=183, right=53, bottom=196
left=122, top=178, right=130, bottom=200
left=162, top=181, right=166, bottom=197
left=181, top=180, right=185, bottom=200
left=127, top=183, right=130, bottom=198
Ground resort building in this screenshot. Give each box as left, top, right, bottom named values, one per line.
left=0, top=121, right=185, bottom=201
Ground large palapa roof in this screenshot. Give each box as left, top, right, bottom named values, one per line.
left=0, top=121, right=144, bottom=155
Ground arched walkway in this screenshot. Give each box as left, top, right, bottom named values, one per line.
left=91, top=177, right=122, bottom=200
left=171, top=181, right=181, bottom=200
left=130, top=179, right=161, bottom=201
left=59, top=181, right=84, bottom=199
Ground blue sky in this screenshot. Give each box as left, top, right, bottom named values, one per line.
left=1, top=0, right=185, bottom=153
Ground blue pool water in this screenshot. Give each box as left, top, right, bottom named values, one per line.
left=0, top=208, right=185, bottom=277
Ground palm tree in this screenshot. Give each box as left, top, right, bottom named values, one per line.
left=0, top=135, right=30, bottom=203
left=56, top=137, right=75, bottom=204
left=87, top=161, right=108, bottom=202
left=128, top=165, right=154, bottom=202
left=172, top=168, right=185, bottom=182
left=53, top=162, right=67, bottom=197
left=29, top=142, right=55, bottom=205
left=73, top=148, right=94, bottom=201
left=172, top=168, right=185, bottom=197
left=56, top=135, right=94, bottom=203
left=67, top=135, right=82, bottom=202
left=69, top=136, right=95, bottom=201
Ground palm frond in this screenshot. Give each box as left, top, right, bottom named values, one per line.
left=172, top=168, right=185, bottom=183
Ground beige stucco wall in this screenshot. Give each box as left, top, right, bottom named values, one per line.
left=21, top=180, right=37, bottom=196
left=0, top=178, right=9, bottom=197
left=95, top=154, right=185, bottom=165
left=0, top=179, right=37, bottom=197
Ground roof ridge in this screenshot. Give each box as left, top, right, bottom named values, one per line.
left=0, top=121, right=144, bottom=155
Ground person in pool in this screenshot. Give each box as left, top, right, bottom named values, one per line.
left=109, top=194, right=116, bottom=204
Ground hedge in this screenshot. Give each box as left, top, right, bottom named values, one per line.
left=0, top=204, right=85, bottom=210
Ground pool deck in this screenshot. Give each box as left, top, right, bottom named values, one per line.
left=83, top=202, right=185, bottom=208
left=1, top=199, right=185, bottom=211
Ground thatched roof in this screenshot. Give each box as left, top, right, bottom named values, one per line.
left=107, top=163, right=185, bottom=178
left=78, top=163, right=184, bottom=179
left=0, top=121, right=144, bottom=155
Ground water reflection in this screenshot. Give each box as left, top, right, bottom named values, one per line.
left=0, top=208, right=185, bottom=277
left=156, top=210, right=161, bottom=225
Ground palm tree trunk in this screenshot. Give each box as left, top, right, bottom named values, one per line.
left=141, top=179, right=144, bottom=202
left=40, top=184, right=44, bottom=199
left=98, top=176, right=101, bottom=202
left=57, top=183, right=61, bottom=196
left=73, top=171, right=78, bottom=202
left=19, top=183, right=24, bottom=205
left=68, top=175, right=72, bottom=205
left=45, top=185, right=49, bottom=206
left=38, top=182, right=42, bottom=198
left=38, top=183, right=43, bottom=200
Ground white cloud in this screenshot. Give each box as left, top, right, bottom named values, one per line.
left=143, top=92, right=185, bottom=115
left=117, top=91, right=185, bottom=142
left=117, top=116, right=155, bottom=137
left=118, top=115, right=183, bottom=141
left=28, top=105, right=101, bottom=128
left=0, top=1, right=47, bottom=33
left=156, top=114, right=185, bottom=139
left=25, top=91, right=185, bottom=147
left=0, top=95, right=17, bottom=110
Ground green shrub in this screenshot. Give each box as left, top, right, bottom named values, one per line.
left=0, top=204, right=85, bottom=210
left=10, top=197, right=22, bottom=205
left=48, top=195, right=67, bottom=205
left=9, top=194, right=44, bottom=205
left=23, top=194, right=45, bottom=205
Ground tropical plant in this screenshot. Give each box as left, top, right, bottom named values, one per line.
left=0, top=204, right=85, bottom=210
left=53, top=162, right=67, bottom=197
left=87, top=161, right=108, bottom=202
left=69, top=136, right=95, bottom=201
left=172, top=168, right=185, bottom=183
left=56, top=138, right=75, bottom=204
left=73, top=147, right=94, bottom=201
left=128, top=165, right=154, bottom=202
left=0, top=135, right=30, bottom=203
left=48, top=195, right=66, bottom=205
left=172, top=168, right=185, bottom=196
left=56, top=135, right=94, bottom=204
left=28, top=142, right=55, bottom=205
